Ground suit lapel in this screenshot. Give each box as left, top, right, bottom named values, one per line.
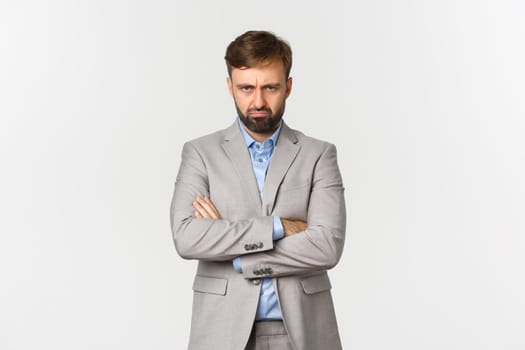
left=262, top=122, right=300, bottom=215
left=221, top=122, right=262, bottom=210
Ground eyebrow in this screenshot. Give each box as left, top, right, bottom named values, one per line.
left=235, top=83, right=282, bottom=88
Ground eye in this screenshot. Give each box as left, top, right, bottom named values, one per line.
left=240, top=86, right=253, bottom=92
left=265, top=86, right=277, bottom=92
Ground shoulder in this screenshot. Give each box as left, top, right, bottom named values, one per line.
left=184, top=123, right=235, bottom=150
left=187, top=129, right=224, bottom=146
left=176, top=126, right=232, bottom=164
left=285, top=123, right=337, bottom=153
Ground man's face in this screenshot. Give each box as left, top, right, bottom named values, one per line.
left=227, top=60, right=292, bottom=139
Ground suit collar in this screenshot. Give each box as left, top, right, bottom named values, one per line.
left=261, top=123, right=300, bottom=214
left=221, top=122, right=262, bottom=208
left=221, top=119, right=301, bottom=214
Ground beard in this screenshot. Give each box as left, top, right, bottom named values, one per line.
left=236, top=101, right=285, bottom=134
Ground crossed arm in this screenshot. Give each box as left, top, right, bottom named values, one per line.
left=192, top=196, right=307, bottom=237
left=171, top=141, right=346, bottom=278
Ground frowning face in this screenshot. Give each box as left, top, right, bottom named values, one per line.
left=227, top=59, right=292, bottom=141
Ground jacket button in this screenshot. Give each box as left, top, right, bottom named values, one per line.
left=244, top=244, right=251, bottom=251
left=252, top=279, right=262, bottom=285
left=257, top=242, right=263, bottom=249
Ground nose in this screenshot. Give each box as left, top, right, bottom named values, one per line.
left=253, top=88, right=266, bottom=109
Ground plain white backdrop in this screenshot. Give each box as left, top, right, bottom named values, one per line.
left=1, top=0, right=524, bottom=349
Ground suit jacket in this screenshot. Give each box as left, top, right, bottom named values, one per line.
left=170, top=121, right=346, bottom=350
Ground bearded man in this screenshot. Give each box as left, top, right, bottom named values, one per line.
left=170, top=30, right=347, bottom=350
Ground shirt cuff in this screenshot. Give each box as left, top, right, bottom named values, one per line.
left=233, top=256, right=243, bottom=273
left=273, top=216, right=285, bottom=240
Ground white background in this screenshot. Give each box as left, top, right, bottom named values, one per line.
left=1, top=0, right=524, bottom=349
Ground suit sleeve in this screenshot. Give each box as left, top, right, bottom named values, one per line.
left=239, top=143, right=346, bottom=278
left=170, top=142, right=274, bottom=261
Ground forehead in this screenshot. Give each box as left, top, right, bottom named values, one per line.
left=231, top=60, right=287, bottom=84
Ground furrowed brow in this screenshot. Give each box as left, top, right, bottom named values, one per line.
left=263, top=83, right=282, bottom=88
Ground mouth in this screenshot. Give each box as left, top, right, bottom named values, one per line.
left=247, top=110, right=271, bottom=118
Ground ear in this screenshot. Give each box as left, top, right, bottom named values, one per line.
left=285, top=77, right=293, bottom=98
left=226, top=77, right=233, bottom=96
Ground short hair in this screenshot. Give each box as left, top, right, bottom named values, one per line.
left=224, top=30, right=293, bottom=78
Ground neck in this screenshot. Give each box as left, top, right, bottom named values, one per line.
left=246, top=129, right=272, bottom=143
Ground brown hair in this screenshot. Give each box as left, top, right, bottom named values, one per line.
left=224, top=30, right=292, bottom=78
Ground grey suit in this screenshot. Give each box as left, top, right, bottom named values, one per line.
left=170, top=121, right=346, bottom=350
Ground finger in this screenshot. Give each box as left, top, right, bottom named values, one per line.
left=194, top=197, right=215, bottom=219
left=196, top=196, right=219, bottom=219
left=193, top=199, right=211, bottom=219
left=194, top=210, right=203, bottom=218
left=204, top=196, right=221, bottom=219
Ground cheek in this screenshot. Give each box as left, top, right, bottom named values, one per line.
left=233, top=94, right=248, bottom=109
left=271, top=95, right=286, bottom=110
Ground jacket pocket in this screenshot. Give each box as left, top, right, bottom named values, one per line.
left=192, top=275, right=228, bottom=296
left=300, top=273, right=332, bottom=295
left=274, top=184, right=311, bottom=221
left=279, top=179, right=310, bottom=193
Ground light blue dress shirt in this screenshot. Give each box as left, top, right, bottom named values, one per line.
left=232, top=118, right=285, bottom=320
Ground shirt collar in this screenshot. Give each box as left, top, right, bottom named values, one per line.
left=237, top=117, right=282, bottom=149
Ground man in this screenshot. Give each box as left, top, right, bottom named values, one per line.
left=170, top=30, right=346, bottom=350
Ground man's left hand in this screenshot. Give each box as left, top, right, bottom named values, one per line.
left=193, top=196, right=222, bottom=219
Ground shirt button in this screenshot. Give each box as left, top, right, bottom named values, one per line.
left=258, top=158, right=263, bottom=163
left=255, top=144, right=260, bottom=149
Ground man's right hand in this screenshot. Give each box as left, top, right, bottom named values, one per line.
left=281, top=219, right=307, bottom=237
